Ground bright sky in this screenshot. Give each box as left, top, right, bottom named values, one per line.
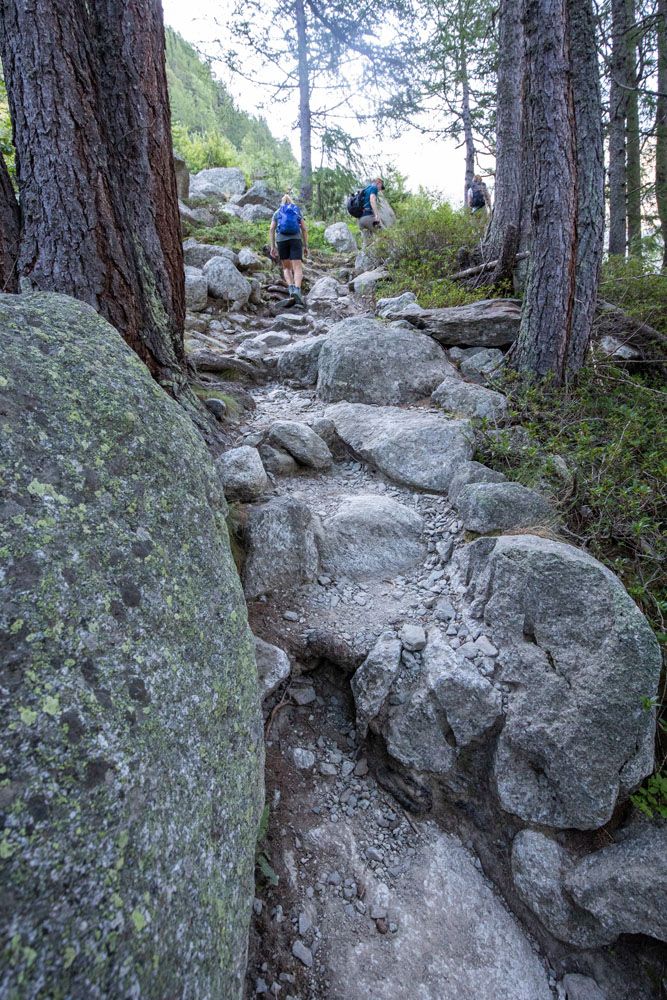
left=162, top=0, right=482, bottom=204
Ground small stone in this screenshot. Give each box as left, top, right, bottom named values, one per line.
left=292, top=748, right=315, bottom=770
left=341, top=760, right=355, bottom=777
left=476, top=635, right=498, bottom=657
left=370, top=903, right=388, bottom=919
left=253, top=898, right=263, bottom=915
left=354, top=758, right=369, bottom=776
left=292, top=687, right=317, bottom=706
left=256, top=977, right=269, bottom=994
left=375, top=917, right=389, bottom=934
left=366, top=846, right=383, bottom=862
left=399, top=623, right=427, bottom=652
left=319, top=762, right=338, bottom=776
left=298, top=912, right=312, bottom=936
left=283, top=610, right=299, bottom=622
left=291, top=940, right=313, bottom=967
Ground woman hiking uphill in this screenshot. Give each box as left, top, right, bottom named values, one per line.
left=270, top=194, right=308, bottom=307
left=358, top=177, right=384, bottom=245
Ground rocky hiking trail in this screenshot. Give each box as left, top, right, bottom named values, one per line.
left=183, top=233, right=666, bottom=1000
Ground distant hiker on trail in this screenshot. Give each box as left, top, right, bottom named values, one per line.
left=269, top=194, right=308, bottom=306
left=348, top=177, right=385, bottom=245
left=467, top=175, right=492, bottom=214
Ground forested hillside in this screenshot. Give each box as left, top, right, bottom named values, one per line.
left=165, top=27, right=298, bottom=189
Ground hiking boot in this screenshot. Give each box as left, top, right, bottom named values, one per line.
left=288, top=284, right=297, bottom=297
left=293, top=288, right=305, bottom=307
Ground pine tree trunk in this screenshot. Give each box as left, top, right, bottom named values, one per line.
left=295, top=0, right=313, bottom=207
left=0, top=155, right=19, bottom=292
left=483, top=0, right=527, bottom=260
left=0, top=0, right=186, bottom=388
left=655, top=0, right=667, bottom=269
left=512, top=0, right=603, bottom=381
left=625, top=0, right=642, bottom=256
left=608, top=0, right=629, bottom=256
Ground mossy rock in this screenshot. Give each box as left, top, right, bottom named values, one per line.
left=0, top=293, right=263, bottom=999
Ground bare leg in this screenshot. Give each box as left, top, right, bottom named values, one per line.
left=281, top=262, right=295, bottom=288
left=291, top=259, right=303, bottom=289
left=359, top=214, right=376, bottom=248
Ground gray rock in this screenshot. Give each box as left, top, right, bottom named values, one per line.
left=0, top=292, right=262, bottom=999
left=292, top=748, right=316, bottom=770
left=354, top=248, right=378, bottom=275
left=324, top=221, right=357, bottom=252
left=454, top=535, right=661, bottom=828
left=174, top=152, right=189, bottom=199
left=432, top=377, right=508, bottom=422
left=217, top=446, right=269, bottom=501
left=389, top=298, right=521, bottom=347
left=400, top=624, right=427, bottom=652
left=203, top=257, right=252, bottom=308
left=376, top=291, right=418, bottom=318
left=237, top=247, right=264, bottom=271
left=254, top=636, right=291, bottom=700
left=377, top=193, right=396, bottom=229
left=307, top=275, right=342, bottom=305
left=319, top=495, right=426, bottom=581
left=179, top=201, right=216, bottom=227
left=561, top=974, right=607, bottom=1000
left=456, top=482, right=556, bottom=533
left=565, top=821, right=667, bottom=942
left=424, top=631, right=503, bottom=747
left=292, top=686, right=317, bottom=706
left=184, top=265, right=208, bottom=311
left=241, top=204, right=275, bottom=223
left=268, top=420, right=333, bottom=470
left=352, top=267, right=388, bottom=295
left=351, top=635, right=403, bottom=737
left=243, top=497, right=320, bottom=599
left=291, top=940, right=313, bottom=967
left=234, top=181, right=280, bottom=209
left=448, top=461, right=507, bottom=502
left=258, top=444, right=299, bottom=477
left=276, top=335, right=328, bottom=385
left=317, top=316, right=457, bottom=405
left=325, top=402, right=474, bottom=492
left=204, top=397, right=227, bottom=421
left=511, top=831, right=610, bottom=948
left=189, top=166, right=246, bottom=199
left=321, top=824, right=553, bottom=1000
left=459, top=348, right=504, bottom=384
left=245, top=331, right=292, bottom=352
left=307, top=416, right=336, bottom=445
left=183, top=240, right=239, bottom=270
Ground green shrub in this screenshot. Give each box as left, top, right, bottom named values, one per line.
left=183, top=217, right=336, bottom=256
left=373, top=199, right=495, bottom=308
left=599, top=256, right=667, bottom=338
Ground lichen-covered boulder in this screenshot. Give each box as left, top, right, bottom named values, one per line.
left=0, top=293, right=263, bottom=999
left=189, top=166, right=246, bottom=199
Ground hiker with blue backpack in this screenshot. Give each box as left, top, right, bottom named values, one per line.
left=467, top=175, right=492, bottom=214
left=347, top=177, right=384, bottom=245
left=269, top=195, right=308, bottom=306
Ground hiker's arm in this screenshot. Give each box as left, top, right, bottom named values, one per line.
left=269, top=219, right=277, bottom=258
left=300, top=220, right=309, bottom=254
left=370, top=192, right=380, bottom=222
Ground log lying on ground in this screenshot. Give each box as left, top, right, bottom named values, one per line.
left=188, top=349, right=266, bottom=380
left=450, top=251, right=529, bottom=282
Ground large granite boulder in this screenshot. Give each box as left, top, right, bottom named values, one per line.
left=240, top=204, right=274, bottom=223
left=267, top=420, right=332, bottom=470
left=0, top=293, right=263, bottom=999
left=325, top=402, right=474, bottom=492
left=217, top=445, right=269, bottom=501
left=432, top=377, right=508, bottom=422
left=317, top=316, right=458, bottom=405
left=386, top=298, right=521, bottom=347
left=352, top=267, right=388, bottom=295
left=243, top=497, right=320, bottom=599
left=447, top=461, right=507, bottom=502
left=276, top=335, right=328, bottom=385
left=203, top=256, right=252, bottom=308
left=318, top=494, right=425, bottom=580
left=456, top=482, right=556, bottom=533
left=565, top=821, right=667, bottom=942
left=233, top=180, right=280, bottom=208
left=183, top=239, right=239, bottom=269
left=184, top=265, right=208, bottom=311
left=189, top=166, right=246, bottom=199
left=454, top=535, right=661, bottom=829
left=324, top=221, right=357, bottom=252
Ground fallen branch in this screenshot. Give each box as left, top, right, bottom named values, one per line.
left=451, top=251, right=529, bottom=282
left=188, top=350, right=265, bottom=381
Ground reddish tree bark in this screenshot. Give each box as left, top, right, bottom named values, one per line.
left=0, top=0, right=185, bottom=388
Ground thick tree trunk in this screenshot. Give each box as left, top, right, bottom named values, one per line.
left=483, top=0, right=527, bottom=260
left=512, top=0, right=603, bottom=380
left=608, top=0, right=630, bottom=256
left=0, top=155, right=19, bottom=292
left=656, top=0, right=667, bottom=269
left=0, top=0, right=186, bottom=387
left=295, top=0, right=313, bottom=207
left=625, top=0, right=642, bottom=256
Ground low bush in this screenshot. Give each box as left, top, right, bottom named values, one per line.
left=599, top=256, right=667, bottom=338
left=372, top=198, right=496, bottom=308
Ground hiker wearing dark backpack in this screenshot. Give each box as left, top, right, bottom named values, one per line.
left=467, top=175, right=491, bottom=214
left=269, top=195, right=308, bottom=305
left=347, top=177, right=384, bottom=245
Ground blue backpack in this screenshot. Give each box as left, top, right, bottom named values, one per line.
left=276, top=203, right=301, bottom=235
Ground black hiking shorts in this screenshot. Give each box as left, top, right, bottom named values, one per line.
left=278, top=237, right=303, bottom=261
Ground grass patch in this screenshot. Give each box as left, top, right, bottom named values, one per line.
left=372, top=199, right=496, bottom=308
left=476, top=359, right=667, bottom=798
